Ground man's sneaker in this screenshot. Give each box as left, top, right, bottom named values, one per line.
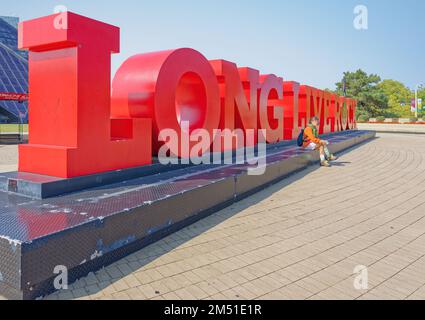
left=328, top=155, right=338, bottom=161
left=321, top=160, right=331, bottom=167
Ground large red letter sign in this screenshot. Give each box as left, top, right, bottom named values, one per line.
left=209, top=60, right=258, bottom=149
left=18, top=12, right=152, bottom=178
left=282, top=81, right=300, bottom=140
left=17, top=12, right=357, bottom=179
left=298, top=85, right=313, bottom=129
left=258, top=75, right=284, bottom=143
left=111, top=48, right=220, bottom=158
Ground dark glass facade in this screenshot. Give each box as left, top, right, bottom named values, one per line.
left=0, top=16, right=28, bottom=123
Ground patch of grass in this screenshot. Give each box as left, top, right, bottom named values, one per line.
left=0, top=124, right=28, bottom=133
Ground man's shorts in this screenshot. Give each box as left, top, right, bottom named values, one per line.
left=305, top=142, right=318, bottom=150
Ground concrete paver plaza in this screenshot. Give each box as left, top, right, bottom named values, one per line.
left=1, top=132, right=425, bottom=300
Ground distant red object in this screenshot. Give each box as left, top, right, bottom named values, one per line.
left=0, top=92, right=28, bottom=102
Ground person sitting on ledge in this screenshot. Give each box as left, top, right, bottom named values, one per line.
left=303, top=116, right=338, bottom=167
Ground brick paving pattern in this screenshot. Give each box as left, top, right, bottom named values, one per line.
left=3, top=132, right=425, bottom=300
left=45, top=133, right=425, bottom=300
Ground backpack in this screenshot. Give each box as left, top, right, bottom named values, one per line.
left=297, top=128, right=305, bottom=147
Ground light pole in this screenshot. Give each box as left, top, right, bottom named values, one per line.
left=415, top=84, right=423, bottom=119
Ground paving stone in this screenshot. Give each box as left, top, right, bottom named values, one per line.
left=32, top=133, right=425, bottom=300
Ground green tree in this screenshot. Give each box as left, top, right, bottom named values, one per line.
left=377, top=80, right=413, bottom=118
left=335, top=69, right=388, bottom=118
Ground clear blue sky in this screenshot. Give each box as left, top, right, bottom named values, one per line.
left=2, top=0, right=424, bottom=90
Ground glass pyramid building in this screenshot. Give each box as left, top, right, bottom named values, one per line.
left=0, top=16, right=28, bottom=123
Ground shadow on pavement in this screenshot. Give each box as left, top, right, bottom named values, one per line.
left=56, top=139, right=373, bottom=300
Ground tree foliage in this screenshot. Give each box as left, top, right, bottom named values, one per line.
left=377, top=80, right=413, bottom=118
left=335, top=70, right=389, bottom=118
left=418, top=87, right=425, bottom=112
